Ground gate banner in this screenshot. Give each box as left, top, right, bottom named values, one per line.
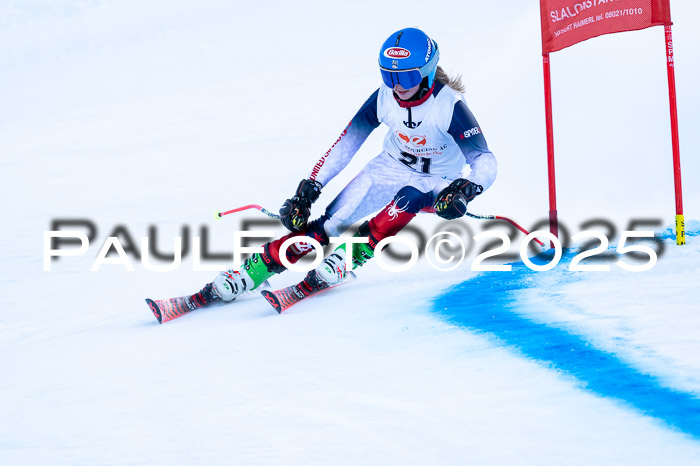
left=540, top=0, right=671, bottom=53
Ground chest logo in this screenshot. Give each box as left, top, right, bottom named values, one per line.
left=396, top=131, right=428, bottom=148
left=396, top=131, right=410, bottom=143
left=410, top=136, right=426, bottom=147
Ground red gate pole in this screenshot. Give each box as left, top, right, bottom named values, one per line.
left=542, top=53, right=559, bottom=248
left=664, top=24, right=685, bottom=246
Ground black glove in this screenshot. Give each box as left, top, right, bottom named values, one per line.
left=279, top=179, right=323, bottom=232
left=433, top=179, right=483, bottom=220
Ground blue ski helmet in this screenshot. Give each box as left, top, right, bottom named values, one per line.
left=379, top=28, right=439, bottom=90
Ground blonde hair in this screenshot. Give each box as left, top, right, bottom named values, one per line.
left=435, top=66, right=465, bottom=93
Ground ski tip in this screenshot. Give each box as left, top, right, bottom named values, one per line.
left=260, top=290, right=283, bottom=314
left=145, top=298, right=163, bottom=324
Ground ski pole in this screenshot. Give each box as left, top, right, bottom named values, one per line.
left=466, top=212, right=545, bottom=247
left=216, top=204, right=280, bottom=220
left=217, top=204, right=545, bottom=248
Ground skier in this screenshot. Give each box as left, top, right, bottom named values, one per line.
left=210, top=26, right=497, bottom=303
left=146, top=27, right=497, bottom=321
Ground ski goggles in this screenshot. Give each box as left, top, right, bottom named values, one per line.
left=379, top=44, right=439, bottom=89
left=379, top=67, right=425, bottom=89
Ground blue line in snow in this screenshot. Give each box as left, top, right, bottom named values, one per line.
left=432, top=252, right=700, bottom=439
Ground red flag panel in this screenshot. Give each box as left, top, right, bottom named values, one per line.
left=540, top=0, right=671, bottom=53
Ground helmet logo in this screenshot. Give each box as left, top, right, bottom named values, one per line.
left=384, top=47, right=411, bottom=59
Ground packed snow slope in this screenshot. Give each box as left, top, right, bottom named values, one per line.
left=2, top=1, right=700, bottom=465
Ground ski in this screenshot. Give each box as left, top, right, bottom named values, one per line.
left=146, top=295, right=208, bottom=324
left=146, top=281, right=270, bottom=324
left=261, top=270, right=356, bottom=313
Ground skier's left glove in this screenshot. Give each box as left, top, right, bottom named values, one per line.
left=279, top=179, right=323, bottom=232
left=433, top=179, right=483, bottom=220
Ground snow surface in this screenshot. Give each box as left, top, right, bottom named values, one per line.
left=2, top=1, right=700, bottom=465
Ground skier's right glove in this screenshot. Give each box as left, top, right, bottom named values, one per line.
left=433, top=179, right=483, bottom=220
left=279, top=179, right=323, bottom=232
